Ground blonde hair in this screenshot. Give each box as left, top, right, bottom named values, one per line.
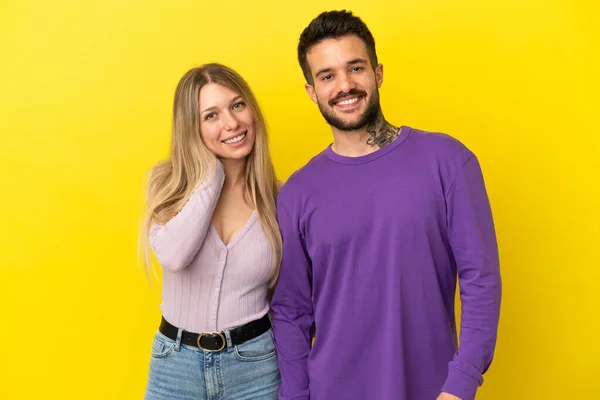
left=139, top=63, right=282, bottom=289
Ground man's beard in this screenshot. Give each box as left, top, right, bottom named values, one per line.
left=317, top=88, right=380, bottom=131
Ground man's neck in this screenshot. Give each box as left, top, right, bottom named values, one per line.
left=331, top=110, right=400, bottom=157
left=331, top=129, right=377, bottom=157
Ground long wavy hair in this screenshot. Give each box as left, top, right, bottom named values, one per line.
left=139, top=63, right=282, bottom=289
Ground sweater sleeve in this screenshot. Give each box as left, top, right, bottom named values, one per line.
left=149, top=161, right=224, bottom=272
left=270, top=200, right=313, bottom=400
left=441, top=156, right=502, bottom=400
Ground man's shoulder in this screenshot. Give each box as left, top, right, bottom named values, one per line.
left=406, top=127, right=474, bottom=160
left=277, top=149, right=330, bottom=207
left=404, top=127, right=482, bottom=191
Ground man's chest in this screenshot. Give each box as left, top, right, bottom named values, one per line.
left=300, top=171, right=445, bottom=257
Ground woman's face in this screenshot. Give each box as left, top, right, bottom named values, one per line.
left=198, top=83, right=256, bottom=161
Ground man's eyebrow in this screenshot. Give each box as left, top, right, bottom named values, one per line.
left=315, top=58, right=368, bottom=78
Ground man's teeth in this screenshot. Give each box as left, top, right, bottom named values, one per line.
left=337, top=97, right=360, bottom=106
left=223, top=132, right=246, bottom=144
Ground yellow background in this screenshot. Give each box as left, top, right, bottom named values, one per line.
left=1, top=0, right=598, bottom=398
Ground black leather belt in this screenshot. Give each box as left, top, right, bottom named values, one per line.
left=159, top=314, right=271, bottom=352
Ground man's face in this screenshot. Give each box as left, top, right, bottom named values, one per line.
left=305, top=34, right=383, bottom=131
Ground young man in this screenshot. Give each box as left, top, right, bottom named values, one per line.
left=271, top=10, right=502, bottom=400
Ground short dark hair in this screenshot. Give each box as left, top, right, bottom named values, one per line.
left=298, top=10, right=378, bottom=84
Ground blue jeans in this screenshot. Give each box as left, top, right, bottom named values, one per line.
left=144, top=326, right=280, bottom=399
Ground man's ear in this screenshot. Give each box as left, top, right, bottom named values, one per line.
left=375, top=63, right=384, bottom=88
left=305, top=83, right=318, bottom=104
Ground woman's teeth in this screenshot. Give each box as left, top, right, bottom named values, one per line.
left=223, top=132, right=246, bottom=144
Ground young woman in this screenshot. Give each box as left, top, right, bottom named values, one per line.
left=139, top=63, right=282, bottom=399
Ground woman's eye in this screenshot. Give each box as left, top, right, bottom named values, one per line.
left=233, top=102, right=245, bottom=110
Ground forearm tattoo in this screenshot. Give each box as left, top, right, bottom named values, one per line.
left=366, top=111, right=400, bottom=148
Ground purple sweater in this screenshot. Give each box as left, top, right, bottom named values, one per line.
left=271, top=126, right=501, bottom=400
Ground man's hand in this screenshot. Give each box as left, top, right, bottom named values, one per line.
left=436, top=393, right=462, bottom=400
